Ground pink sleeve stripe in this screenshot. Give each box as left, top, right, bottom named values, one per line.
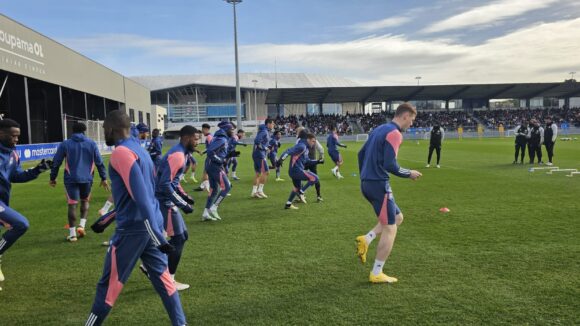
left=167, top=152, right=185, bottom=181
left=386, top=130, right=403, bottom=157
left=110, top=146, right=138, bottom=200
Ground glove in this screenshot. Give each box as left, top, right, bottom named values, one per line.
left=183, top=194, right=194, bottom=205
left=317, top=159, right=325, bottom=164
left=233, top=151, right=241, bottom=157
left=242, top=143, right=248, bottom=147
left=276, top=159, right=284, bottom=168
left=35, top=159, right=53, bottom=173
left=158, top=243, right=176, bottom=254
left=182, top=204, right=194, bottom=214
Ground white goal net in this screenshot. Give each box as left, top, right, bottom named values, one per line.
left=356, top=134, right=369, bottom=142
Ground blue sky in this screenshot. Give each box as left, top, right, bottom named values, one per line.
left=3, top=0, right=580, bottom=85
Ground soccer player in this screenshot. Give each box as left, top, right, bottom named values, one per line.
left=513, top=119, right=528, bottom=164
left=227, top=129, right=247, bottom=180
left=543, top=116, right=558, bottom=166
left=426, top=124, right=444, bottom=168
left=49, top=122, right=109, bottom=242
left=148, top=128, right=163, bottom=169
left=355, top=103, right=422, bottom=284
left=251, top=118, right=274, bottom=198
left=202, top=121, right=235, bottom=221
left=327, top=125, right=347, bottom=179
left=154, top=125, right=198, bottom=290
left=85, top=110, right=186, bottom=326
left=0, top=119, right=52, bottom=285
left=268, top=130, right=284, bottom=181
left=527, top=119, right=544, bottom=164
left=302, top=129, right=325, bottom=202
left=277, top=132, right=324, bottom=210
left=136, top=123, right=150, bottom=148
left=195, top=123, right=212, bottom=192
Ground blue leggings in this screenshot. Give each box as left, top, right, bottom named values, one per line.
left=0, top=202, right=29, bottom=255
left=206, top=167, right=231, bottom=209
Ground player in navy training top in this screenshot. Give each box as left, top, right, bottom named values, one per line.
left=0, top=119, right=52, bottom=286
left=277, top=133, right=324, bottom=210
left=268, top=130, right=284, bottom=181
left=355, top=103, right=422, bottom=284
left=226, top=129, right=247, bottom=180
left=148, top=128, right=164, bottom=169
left=251, top=118, right=274, bottom=198
left=50, top=122, right=109, bottom=242
left=327, top=125, right=347, bottom=179
left=85, top=111, right=186, bottom=326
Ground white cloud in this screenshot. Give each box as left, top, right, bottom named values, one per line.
left=349, top=17, right=411, bottom=33
left=64, top=18, right=580, bottom=86
left=422, top=0, right=560, bottom=34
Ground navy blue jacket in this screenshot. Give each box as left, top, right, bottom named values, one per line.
left=50, top=133, right=107, bottom=183
left=0, top=143, right=42, bottom=205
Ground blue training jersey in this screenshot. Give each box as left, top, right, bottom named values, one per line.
left=108, top=137, right=167, bottom=246
left=327, top=132, right=345, bottom=153
left=358, top=122, right=411, bottom=182
left=253, top=124, right=270, bottom=159
left=155, top=143, right=191, bottom=209
left=148, top=136, right=163, bottom=162
left=206, top=129, right=229, bottom=169
left=280, top=140, right=318, bottom=173
left=50, top=133, right=107, bottom=184
left=268, top=138, right=281, bottom=155
left=0, top=143, right=41, bottom=205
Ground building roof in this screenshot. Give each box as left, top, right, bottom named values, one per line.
left=132, top=73, right=360, bottom=91
left=265, top=81, right=580, bottom=104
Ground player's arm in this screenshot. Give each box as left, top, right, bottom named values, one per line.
left=540, top=127, right=545, bottom=144
left=336, top=136, right=347, bottom=148
left=11, top=158, right=51, bottom=183
left=49, top=142, right=66, bottom=181
left=357, top=142, right=367, bottom=174
left=110, top=148, right=169, bottom=247
left=90, top=210, right=117, bottom=233
left=159, top=155, right=193, bottom=211
left=384, top=132, right=412, bottom=178
left=315, top=140, right=325, bottom=160
left=552, top=124, right=558, bottom=141
left=441, top=128, right=445, bottom=142
left=207, top=139, right=226, bottom=164
left=92, top=142, right=108, bottom=181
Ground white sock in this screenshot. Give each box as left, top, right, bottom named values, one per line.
left=171, top=274, right=175, bottom=281
left=252, top=186, right=258, bottom=194
left=372, top=260, right=385, bottom=276
left=203, top=208, right=210, bottom=215
left=258, top=184, right=264, bottom=193
left=69, top=227, right=76, bottom=238
left=210, top=205, right=218, bottom=212
left=365, top=231, right=376, bottom=245
left=232, top=172, right=237, bottom=177
left=101, top=200, right=113, bottom=213
left=79, top=218, right=87, bottom=228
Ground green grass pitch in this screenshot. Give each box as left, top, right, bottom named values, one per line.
left=1, top=137, right=579, bottom=325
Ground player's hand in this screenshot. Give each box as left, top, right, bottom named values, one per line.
left=409, top=170, right=422, bottom=180
left=276, top=159, right=284, bottom=167
left=183, top=194, right=194, bottom=205
left=182, top=205, right=194, bottom=214
left=158, top=243, right=176, bottom=254
left=49, top=180, right=56, bottom=187
left=317, top=159, right=325, bottom=165
left=36, top=159, right=52, bottom=173
left=233, top=151, right=241, bottom=157
left=100, top=180, right=110, bottom=192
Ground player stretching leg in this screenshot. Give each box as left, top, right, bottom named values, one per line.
left=0, top=119, right=52, bottom=286
left=277, top=133, right=323, bottom=209
left=202, top=121, right=234, bottom=221
left=85, top=111, right=186, bottom=326
left=355, top=103, right=422, bottom=284
left=251, top=118, right=274, bottom=198
left=49, top=122, right=109, bottom=242
left=327, top=125, right=347, bottom=179
left=153, top=125, right=198, bottom=290
left=268, top=131, right=284, bottom=181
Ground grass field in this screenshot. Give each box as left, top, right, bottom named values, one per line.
left=1, top=137, right=579, bottom=325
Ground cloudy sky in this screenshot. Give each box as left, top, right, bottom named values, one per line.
left=3, top=0, right=580, bottom=85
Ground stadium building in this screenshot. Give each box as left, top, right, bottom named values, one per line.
left=0, top=14, right=155, bottom=144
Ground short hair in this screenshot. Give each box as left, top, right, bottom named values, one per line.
left=298, top=129, right=308, bottom=140
left=274, top=130, right=281, bottom=136
left=237, top=129, right=245, bottom=133
left=265, top=118, right=274, bottom=125
left=0, top=119, right=20, bottom=130
left=394, top=103, right=417, bottom=117
left=104, top=110, right=131, bottom=130
left=72, top=122, right=87, bottom=133
left=180, top=125, right=198, bottom=137
left=306, top=133, right=316, bottom=140
left=202, top=123, right=211, bottom=130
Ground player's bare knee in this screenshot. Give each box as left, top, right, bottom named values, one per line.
left=396, top=213, right=404, bottom=225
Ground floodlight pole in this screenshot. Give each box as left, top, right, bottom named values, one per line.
left=415, top=76, right=422, bottom=85
left=570, top=71, right=576, bottom=80
left=226, top=0, right=243, bottom=128
left=252, top=79, right=258, bottom=122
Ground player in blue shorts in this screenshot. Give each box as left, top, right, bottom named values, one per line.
left=277, top=133, right=324, bottom=210
left=355, top=103, right=422, bottom=284
left=327, top=125, right=347, bottom=179
left=268, top=130, right=284, bottom=181
left=153, top=125, right=198, bottom=291
left=202, top=121, right=235, bottom=221
left=0, top=119, right=52, bottom=286
left=85, top=111, right=186, bottom=326
left=251, top=118, right=274, bottom=198
left=50, top=122, right=109, bottom=242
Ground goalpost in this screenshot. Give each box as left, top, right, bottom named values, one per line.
left=355, top=134, right=369, bottom=142
left=63, top=114, right=112, bottom=155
